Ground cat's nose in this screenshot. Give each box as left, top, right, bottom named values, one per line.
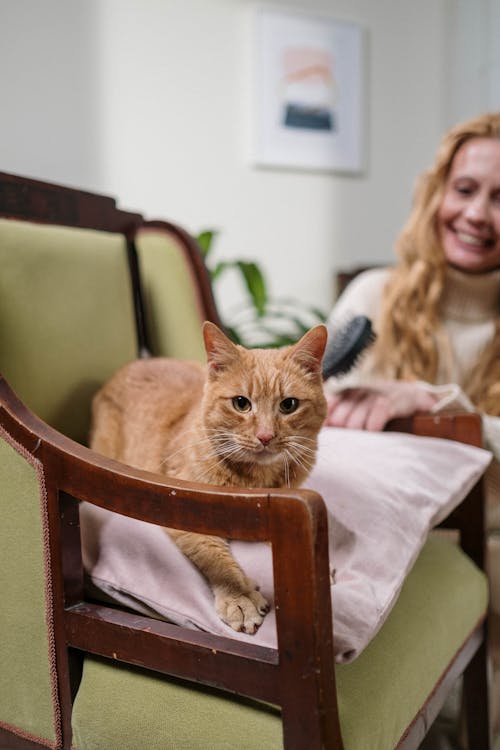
left=257, top=431, right=274, bottom=446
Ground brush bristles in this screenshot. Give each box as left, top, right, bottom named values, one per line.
left=322, top=316, right=376, bottom=380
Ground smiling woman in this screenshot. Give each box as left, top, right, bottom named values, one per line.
left=438, top=138, right=500, bottom=273
left=323, top=111, right=500, bottom=744
left=325, top=112, right=500, bottom=416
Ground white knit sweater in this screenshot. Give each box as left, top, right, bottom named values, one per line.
left=325, top=264, right=500, bottom=522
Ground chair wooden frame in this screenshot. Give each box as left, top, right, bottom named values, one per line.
left=0, top=172, right=491, bottom=749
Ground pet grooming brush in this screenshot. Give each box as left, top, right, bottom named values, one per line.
left=321, top=315, right=376, bottom=380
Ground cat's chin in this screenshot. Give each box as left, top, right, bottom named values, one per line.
left=227, top=447, right=283, bottom=467
left=251, top=449, right=283, bottom=466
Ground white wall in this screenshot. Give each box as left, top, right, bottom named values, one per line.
left=0, top=0, right=103, bottom=189
left=94, top=0, right=451, bottom=316
left=446, top=0, right=500, bottom=125
left=1, top=0, right=497, bottom=319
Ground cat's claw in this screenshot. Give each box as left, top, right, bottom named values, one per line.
left=214, top=586, right=270, bottom=634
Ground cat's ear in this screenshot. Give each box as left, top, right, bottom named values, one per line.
left=203, top=321, right=240, bottom=376
left=288, top=325, right=327, bottom=375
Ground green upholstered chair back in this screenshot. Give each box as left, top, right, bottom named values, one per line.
left=0, top=219, right=138, bottom=444
left=135, top=227, right=206, bottom=362
left=0, top=218, right=208, bottom=446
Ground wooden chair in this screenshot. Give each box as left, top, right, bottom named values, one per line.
left=0, top=171, right=491, bottom=749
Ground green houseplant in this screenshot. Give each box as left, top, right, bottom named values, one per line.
left=197, top=230, right=326, bottom=348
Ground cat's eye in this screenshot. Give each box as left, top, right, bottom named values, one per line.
left=232, top=396, right=252, bottom=413
left=279, top=397, right=299, bottom=414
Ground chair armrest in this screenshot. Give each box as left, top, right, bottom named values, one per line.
left=387, top=412, right=483, bottom=448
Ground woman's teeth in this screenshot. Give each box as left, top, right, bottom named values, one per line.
left=456, top=231, right=491, bottom=247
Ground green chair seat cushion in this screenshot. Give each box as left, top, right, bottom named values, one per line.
left=72, top=535, right=488, bottom=750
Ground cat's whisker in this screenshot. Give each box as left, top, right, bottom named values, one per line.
left=285, top=440, right=316, bottom=458
left=160, top=434, right=218, bottom=466
left=284, top=447, right=312, bottom=475
left=285, top=434, right=317, bottom=448
left=161, top=428, right=239, bottom=468
left=289, top=434, right=317, bottom=444
left=201, top=442, right=250, bottom=475
left=190, top=451, right=244, bottom=483
left=285, top=436, right=319, bottom=465
left=283, top=453, right=291, bottom=488
left=204, top=429, right=234, bottom=441
left=187, top=449, right=232, bottom=481
left=212, top=442, right=246, bottom=460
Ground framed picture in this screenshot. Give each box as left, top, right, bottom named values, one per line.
left=253, top=8, right=365, bottom=173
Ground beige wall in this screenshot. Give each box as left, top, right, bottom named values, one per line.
left=1, top=0, right=499, bottom=318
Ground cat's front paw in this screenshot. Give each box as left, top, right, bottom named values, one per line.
left=214, top=584, right=269, bottom=635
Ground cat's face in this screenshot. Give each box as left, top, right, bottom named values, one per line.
left=201, top=323, right=327, bottom=484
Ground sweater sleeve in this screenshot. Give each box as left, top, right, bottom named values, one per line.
left=325, top=267, right=391, bottom=390
left=418, top=381, right=500, bottom=461
left=326, top=267, right=391, bottom=335
left=326, top=270, right=500, bottom=461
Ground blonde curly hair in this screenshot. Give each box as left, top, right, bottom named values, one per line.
left=372, top=112, right=500, bottom=415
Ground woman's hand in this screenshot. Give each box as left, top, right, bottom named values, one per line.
left=325, top=381, right=438, bottom=432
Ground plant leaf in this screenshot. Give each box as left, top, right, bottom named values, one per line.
left=211, top=260, right=233, bottom=282
left=236, top=261, right=268, bottom=317
left=196, top=230, right=218, bottom=260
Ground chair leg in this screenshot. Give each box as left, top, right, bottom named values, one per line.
left=462, top=636, right=491, bottom=749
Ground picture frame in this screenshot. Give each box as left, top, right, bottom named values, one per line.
left=253, top=7, right=365, bottom=173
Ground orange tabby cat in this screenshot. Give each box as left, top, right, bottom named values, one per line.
left=90, top=321, right=327, bottom=634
